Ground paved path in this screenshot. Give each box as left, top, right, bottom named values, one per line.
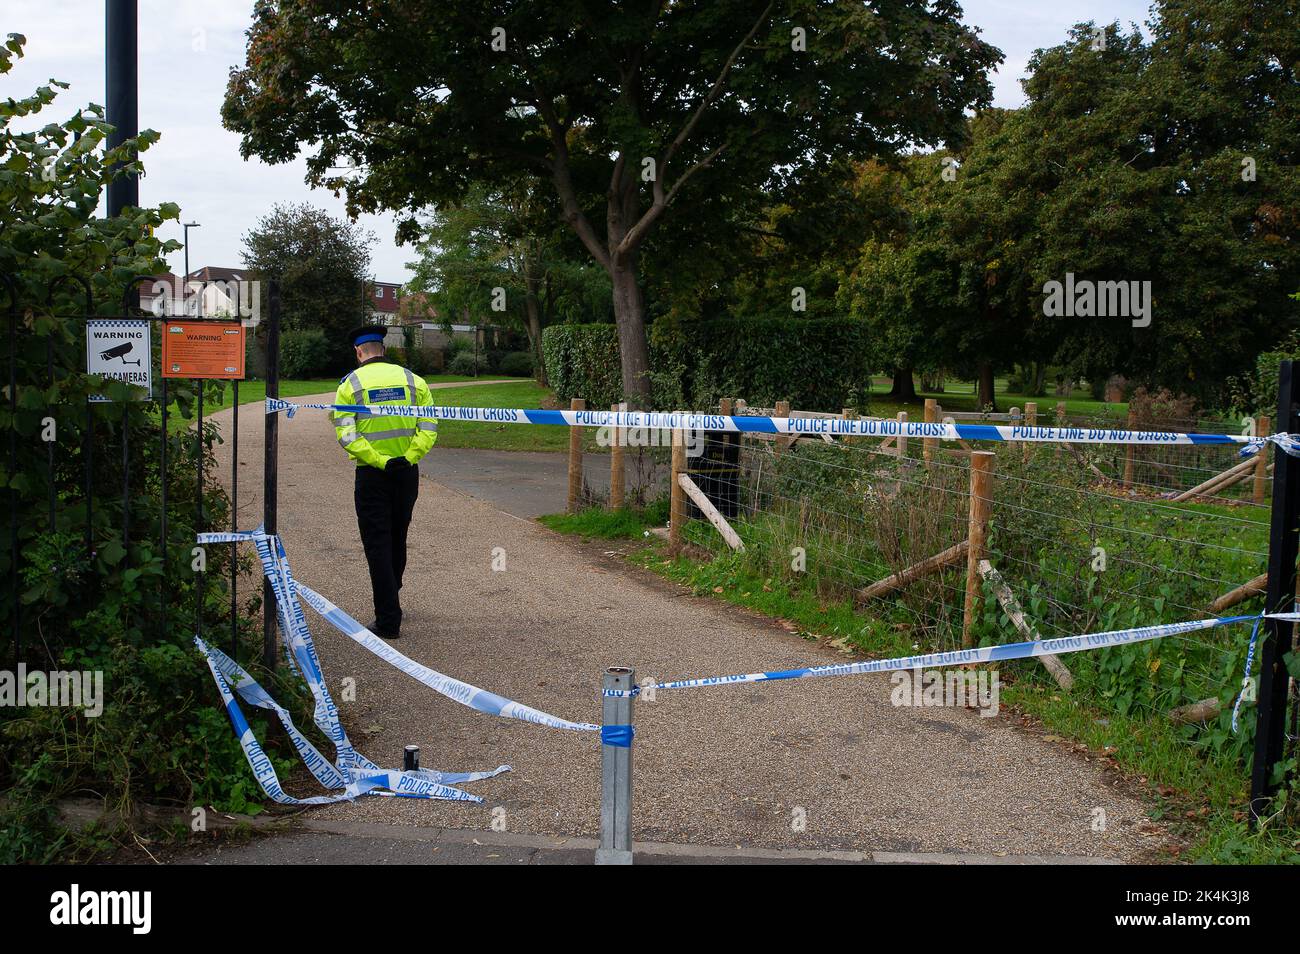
left=205, top=392, right=1172, bottom=861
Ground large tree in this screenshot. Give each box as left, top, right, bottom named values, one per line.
left=949, top=9, right=1299, bottom=402
left=241, top=202, right=375, bottom=361
left=222, top=0, right=1001, bottom=403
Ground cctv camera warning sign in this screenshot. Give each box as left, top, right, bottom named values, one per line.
left=86, top=319, right=152, bottom=402
left=161, top=321, right=246, bottom=379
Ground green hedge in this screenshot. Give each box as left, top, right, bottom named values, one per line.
left=543, top=324, right=624, bottom=406
left=280, top=327, right=334, bottom=378
left=543, top=319, right=876, bottom=410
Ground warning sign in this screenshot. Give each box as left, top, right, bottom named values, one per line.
left=161, top=321, right=246, bottom=379
left=86, top=319, right=152, bottom=402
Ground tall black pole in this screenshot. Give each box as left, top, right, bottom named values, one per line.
left=262, top=282, right=280, bottom=670
left=1251, top=359, right=1300, bottom=820
left=105, top=0, right=138, bottom=217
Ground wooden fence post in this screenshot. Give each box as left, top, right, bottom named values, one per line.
left=567, top=397, right=585, bottom=513
left=1123, top=406, right=1137, bottom=490
left=923, top=398, right=937, bottom=469
left=896, top=411, right=908, bottom=459
left=963, top=451, right=995, bottom=649
left=670, top=424, right=686, bottom=547
left=1254, top=415, right=1271, bottom=505
left=610, top=402, right=625, bottom=510
left=774, top=400, right=790, bottom=456
left=1024, top=402, right=1037, bottom=461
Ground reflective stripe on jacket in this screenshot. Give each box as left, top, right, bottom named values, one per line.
left=331, top=358, right=437, bottom=469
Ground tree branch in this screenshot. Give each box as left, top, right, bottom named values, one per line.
left=615, top=2, right=772, bottom=257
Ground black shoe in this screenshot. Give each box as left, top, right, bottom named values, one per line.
left=368, top=620, right=400, bottom=639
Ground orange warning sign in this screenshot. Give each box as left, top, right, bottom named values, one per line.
left=161, top=321, right=246, bottom=379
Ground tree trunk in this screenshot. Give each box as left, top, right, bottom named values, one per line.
left=888, top=365, right=917, bottom=401
left=1031, top=360, right=1046, bottom=397
left=611, top=261, right=651, bottom=406
left=524, top=278, right=547, bottom=386
left=978, top=361, right=997, bottom=411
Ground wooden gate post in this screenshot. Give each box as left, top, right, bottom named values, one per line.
left=610, top=402, right=625, bottom=510
left=1123, top=406, right=1137, bottom=490
left=923, top=398, right=937, bottom=469
left=1254, top=415, right=1270, bottom=505
left=963, top=451, right=995, bottom=648
left=1024, top=402, right=1037, bottom=461
left=1251, top=362, right=1300, bottom=820
left=567, top=397, right=585, bottom=513
left=670, top=425, right=686, bottom=547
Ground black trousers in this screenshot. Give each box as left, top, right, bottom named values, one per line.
left=354, top=463, right=420, bottom=633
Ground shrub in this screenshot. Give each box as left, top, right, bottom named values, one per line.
left=499, top=350, right=535, bottom=377
left=280, top=327, right=334, bottom=378
left=449, top=350, right=487, bottom=375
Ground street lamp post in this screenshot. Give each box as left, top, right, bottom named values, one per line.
left=183, top=221, right=200, bottom=316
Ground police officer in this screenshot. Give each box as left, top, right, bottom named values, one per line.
left=332, top=326, right=438, bottom=639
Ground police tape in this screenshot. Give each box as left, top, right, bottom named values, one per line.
left=194, top=527, right=532, bottom=804
left=196, top=637, right=506, bottom=804
left=601, top=612, right=1300, bottom=698
left=292, top=579, right=599, bottom=732
left=264, top=397, right=1296, bottom=455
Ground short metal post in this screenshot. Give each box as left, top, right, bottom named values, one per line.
left=403, top=745, right=420, bottom=772
left=597, top=666, right=635, bottom=865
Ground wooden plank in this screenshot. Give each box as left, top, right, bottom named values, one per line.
left=977, top=559, right=1074, bottom=690
left=1207, top=572, right=1268, bottom=614
left=856, top=540, right=968, bottom=602
left=1169, top=697, right=1220, bottom=725
left=678, top=473, right=745, bottom=551
left=1172, top=455, right=1258, bottom=503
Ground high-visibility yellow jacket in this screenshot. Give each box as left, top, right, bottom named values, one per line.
left=332, top=358, right=437, bottom=469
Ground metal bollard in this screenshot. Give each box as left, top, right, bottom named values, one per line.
left=596, top=666, right=635, bottom=865
left=403, top=745, right=420, bottom=772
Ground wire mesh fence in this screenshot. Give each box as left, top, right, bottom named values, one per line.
left=574, top=396, right=1287, bottom=765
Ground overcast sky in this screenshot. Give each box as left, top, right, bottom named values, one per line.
left=5, top=0, right=1152, bottom=285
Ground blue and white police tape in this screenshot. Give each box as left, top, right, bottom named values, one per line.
left=200, top=528, right=596, bottom=731
left=195, top=528, right=515, bottom=804
left=195, top=637, right=506, bottom=804
left=1231, top=614, right=1266, bottom=733
left=292, top=578, right=599, bottom=732
left=601, top=612, right=1300, bottom=716
left=265, top=397, right=1297, bottom=454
